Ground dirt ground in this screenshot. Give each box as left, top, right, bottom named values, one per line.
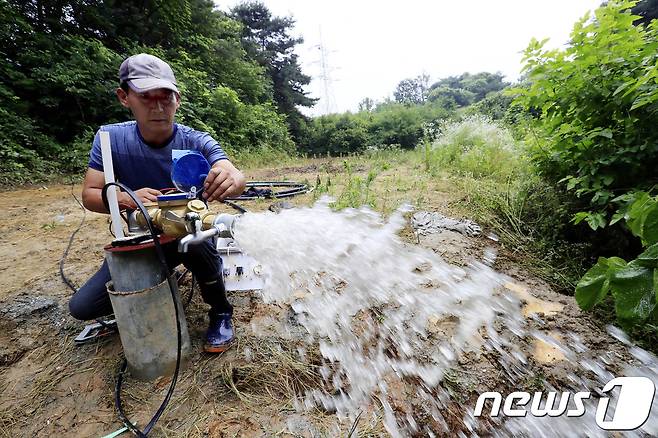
left=0, top=161, right=639, bottom=437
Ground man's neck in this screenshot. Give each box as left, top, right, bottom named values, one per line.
left=136, top=123, right=175, bottom=147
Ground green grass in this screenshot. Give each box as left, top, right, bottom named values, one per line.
left=231, top=145, right=301, bottom=170
left=425, top=115, right=523, bottom=181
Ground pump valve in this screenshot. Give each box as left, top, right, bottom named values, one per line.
left=128, top=198, right=237, bottom=253
left=178, top=217, right=217, bottom=253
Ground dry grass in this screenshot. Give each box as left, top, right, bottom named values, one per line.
left=0, top=333, right=117, bottom=436
left=103, top=291, right=333, bottom=436
left=219, top=336, right=323, bottom=406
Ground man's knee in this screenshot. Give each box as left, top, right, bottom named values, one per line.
left=68, top=294, right=94, bottom=321
left=68, top=293, right=113, bottom=321
left=68, top=262, right=113, bottom=321
left=185, top=240, right=219, bottom=258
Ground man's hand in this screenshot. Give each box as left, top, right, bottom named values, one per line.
left=82, top=168, right=165, bottom=213
left=203, top=160, right=246, bottom=202
left=119, top=188, right=163, bottom=209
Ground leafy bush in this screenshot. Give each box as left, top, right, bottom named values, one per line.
left=426, top=72, right=509, bottom=109
left=303, top=114, right=370, bottom=156
left=367, top=103, right=446, bottom=149
left=576, top=192, right=658, bottom=327
left=466, top=90, right=524, bottom=127
left=427, top=115, right=522, bottom=180
left=59, top=130, right=96, bottom=174
left=513, top=0, right=658, bottom=327
left=0, top=98, right=58, bottom=184
left=513, top=0, right=658, bottom=218
left=300, top=102, right=449, bottom=155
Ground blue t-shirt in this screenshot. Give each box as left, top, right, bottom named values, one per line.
left=88, top=121, right=228, bottom=190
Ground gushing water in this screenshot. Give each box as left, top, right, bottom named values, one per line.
left=232, top=197, right=658, bottom=436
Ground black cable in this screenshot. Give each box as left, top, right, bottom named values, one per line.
left=60, top=184, right=115, bottom=331
left=175, top=269, right=195, bottom=308
left=59, top=184, right=86, bottom=294
left=222, top=199, right=247, bottom=213
left=103, top=182, right=181, bottom=437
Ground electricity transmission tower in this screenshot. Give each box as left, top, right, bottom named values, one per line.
left=315, top=27, right=337, bottom=115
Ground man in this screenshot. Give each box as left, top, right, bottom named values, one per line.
left=68, top=53, right=246, bottom=353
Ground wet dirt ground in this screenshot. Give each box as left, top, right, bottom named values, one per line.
left=0, top=162, right=638, bottom=437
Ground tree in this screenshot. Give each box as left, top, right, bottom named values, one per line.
left=427, top=72, right=508, bottom=107
left=231, top=2, right=316, bottom=142
left=393, top=74, right=430, bottom=105
left=513, top=0, right=658, bottom=213
left=427, top=87, right=474, bottom=108
left=0, top=0, right=296, bottom=182
left=358, top=97, right=375, bottom=112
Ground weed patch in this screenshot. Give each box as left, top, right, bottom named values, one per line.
left=426, top=116, right=522, bottom=181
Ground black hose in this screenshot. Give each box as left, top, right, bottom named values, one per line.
left=102, top=182, right=181, bottom=437
left=226, top=181, right=308, bottom=201
left=222, top=199, right=247, bottom=213
left=176, top=269, right=195, bottom=308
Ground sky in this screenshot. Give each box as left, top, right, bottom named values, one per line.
left=218, top=0, right=602, bottom=116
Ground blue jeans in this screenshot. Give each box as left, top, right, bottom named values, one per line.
left=68, top=240, right=232, bottom=320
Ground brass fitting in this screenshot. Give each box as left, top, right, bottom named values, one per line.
left=135, top=199, right=217, bottom=238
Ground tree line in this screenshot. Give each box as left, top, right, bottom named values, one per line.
left=0, top=0, right=522, bottom=183
left=0, top=0, right=313, bottom=183
left=300, top=71, right=510, bottom=156
left=0, top=0, right=517, bottom=183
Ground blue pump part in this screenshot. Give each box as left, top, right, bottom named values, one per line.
left=171, top=150, right=210, bottom=194
left=156, top=192, right=189, bottom=202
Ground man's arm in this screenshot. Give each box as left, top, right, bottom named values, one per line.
left=82, top=168, right=162, bottom=213
left=203, top=159, right=246, bottom=202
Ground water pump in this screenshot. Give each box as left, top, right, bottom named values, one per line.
left=104, top=149, right=260, bottom=382
left=122, top=150, right=263, bottom=291
left=126, top=150, right=236, bottom=246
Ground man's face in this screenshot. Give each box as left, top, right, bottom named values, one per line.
left=117, top=87, right=181, bottom=137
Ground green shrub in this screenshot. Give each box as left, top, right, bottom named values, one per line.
left=59, top=129, right=96, bottom=174
left=513, top=0, right=658, bottom=328
left=513, top=0, right=658, bottom=218
left=0, top=103, right=58, bottom=185
left=427, top=115, right=523, bottom=180
left=466, top=90, right=525, bottom=127
left=575, top=191, right=658, bottom=328
left=300, top=102, right=450, bottom=156
left=367, top=102, right=448, bottom=150
left=301, top=114, right=369, bottom=156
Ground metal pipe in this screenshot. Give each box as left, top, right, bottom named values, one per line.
left=106, top=244, right=191, bottom=381
left=178, top=228, right=219, bottom=252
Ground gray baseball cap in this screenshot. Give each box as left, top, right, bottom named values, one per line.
left=119, top=53, right=179, bottom=94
